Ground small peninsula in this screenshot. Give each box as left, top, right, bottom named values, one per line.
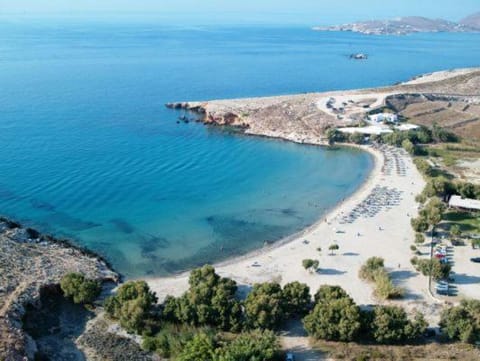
left=313, top=12, right=480, bottom=35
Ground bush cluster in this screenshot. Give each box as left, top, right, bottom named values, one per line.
left=440, top=299, right=480, bottom=344
left=104, top=280, right=158, bottom=334
left=163, top=265, right=311, bottom=331
left=303, top=285, right=425, bottom=344
left=60, top=272, right=101, bottom=305
left=358, top=257, right=403, bottom=300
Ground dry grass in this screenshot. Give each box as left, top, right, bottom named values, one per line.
left=312, top=340, right=480, bottom=361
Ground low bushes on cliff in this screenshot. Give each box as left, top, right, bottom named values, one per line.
left=104, top=280, right=158, bottom=334
left=60, top=272, right=101, bottom=305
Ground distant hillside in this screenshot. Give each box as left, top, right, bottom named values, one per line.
left=460, top=12, right=480, bottom=30
left=314, top=13, right=480, bottom=35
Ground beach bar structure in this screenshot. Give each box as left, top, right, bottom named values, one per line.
left=448, top=195, right=480, bottom=211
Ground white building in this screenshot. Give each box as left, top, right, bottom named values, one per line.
left=368, top=113, right=399, bottom=124
left=448, top=195, right=480, bottom=211
left=337, top=125, right=393, bottom=136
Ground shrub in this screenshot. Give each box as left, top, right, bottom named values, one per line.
left=244, top=282, right=285, bottom=330
left=450, top=224, right=462, bottom=239
left=162, top=265, right=242, bottom=331
left=359, top=258, right=403, bottom=300
left=411, top=216, right=429, bottom=233
left=282, top=282, right=311, bottom=317
left=304, top=287, right=361, bottom=342
left=177, top=333, right=216, bottom=361
left=410, top=245, right=417, bottom=252
left=60, top=272, right=101, bottom=305
left=440, top=299, right=480, bottom=343
left=314, top=285, right=350, bottom=303
left=413, top=158, right=434, bottom=177
left=415, top=233, right=425, bottom=245
left=414, top=259, right=451, bottom=281
left=302, top=259, right=319, bottom=272
left=359, top=257, right=384, bottom=282
left=219, top=330, right=279, bottom=361
left=370, top=306, right=427, bottom=344
left=349, top=132, right=365, bottom=144
left=104, top=280, right=158, bottom=334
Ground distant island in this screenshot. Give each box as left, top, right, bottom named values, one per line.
left=314, top=12, right=480, bottom=35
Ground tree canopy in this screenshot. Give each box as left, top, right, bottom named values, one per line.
left=60, top=272, right=101, bottom=305
left=304, top=286, right=361, bottom=342
left=162, top=265, right=242, bottom=331
left=440, top=299, right=480, bottom=344
left=104, top=280, right=158, bottom=333
left=244, top=282, right=285, bottom=330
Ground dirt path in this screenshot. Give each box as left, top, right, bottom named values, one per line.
left=280, top=320, right=327, bottom=361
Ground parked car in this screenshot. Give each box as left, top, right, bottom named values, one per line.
left=286, top=353, right=295, bottom=361
left=470, top=257, right=480, bottom=263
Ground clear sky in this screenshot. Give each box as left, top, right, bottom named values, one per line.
left=1, top=0, right=479, bottom=25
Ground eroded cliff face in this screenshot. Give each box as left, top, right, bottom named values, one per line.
left=0, top=219, right=118, bottom=360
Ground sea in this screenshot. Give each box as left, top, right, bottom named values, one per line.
left=1, top=20, right=479, bottom=277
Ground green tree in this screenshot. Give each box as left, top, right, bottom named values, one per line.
left=177, top=333, right=216, bottom=361
left=411, top=216, right=429, bottom=233
left=328, top=243, right=340, bottom=255
left=414, top=259, right=451, bottom=281
left=217, top=330, right=279, bottom=361
left=325, top=128, right=339, bottom=145
left=402, top=139, right=416, bottom=155
left=413, top=158, right=434, bottom=177
left=162, top=265, right=242, bottom=331
left=104, top=280, right=158, bottom=334
left=60, top=272, right=101, bottom=305
left=244, top=282, right=285, bottom=330
left=359, top=257, right=384, bottom=282
left=282, top=282, right=311, bottom=317
left=458, top=182, right=476, bottom=199
left=440, top=299, right=480, bottom=343
left=304, top=288, right=361, bottom=342
left=314, top=285, right=349, bottom=303
left=349, top=132, right=365, bottom=144
left=302, top=259, right=319, bottom=273
left=450, top=224, right=462, bottom=239
left=415, top=233, right=425, bottom=245
left=371, top=306, right=426, bottom=344
left=423, top=198, right=446, bottom=227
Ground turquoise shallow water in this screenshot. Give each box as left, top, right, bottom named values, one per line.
left=1, top=22, right=479, bottom=277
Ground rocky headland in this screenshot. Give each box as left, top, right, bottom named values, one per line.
left=313, top=13, right=480, bottom=35
left=0, top=218, right=118, bottom=360
left=166, top=68, right=480, bottom=144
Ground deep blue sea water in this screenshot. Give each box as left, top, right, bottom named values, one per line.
left=1, top=22, right=479, bottom=277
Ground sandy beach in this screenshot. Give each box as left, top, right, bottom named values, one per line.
left=146, top=143, right=445, bottom=320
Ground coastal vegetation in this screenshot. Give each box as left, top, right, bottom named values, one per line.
left=60, top=272, right=101, bottom=305
left=302, top=258, right=319, bottom=272
left=104, top=280, right=158, bottom=334
left=53, top=267, right=472, bottom=360
left=359, top=257, right=404, bottom=300
left=440, top=299, right=480, bottom=343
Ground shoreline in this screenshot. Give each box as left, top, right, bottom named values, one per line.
left=142, top=143, right=380, bottom=282
left=146, top=139, right=445, bottom=324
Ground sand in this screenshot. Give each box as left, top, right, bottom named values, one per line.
left=145, top=143, right=449, bottom=320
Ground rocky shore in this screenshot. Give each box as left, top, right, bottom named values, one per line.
left=0, top=217, right=118, bottom=360
left=166, top=68, right=480, bottom=144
